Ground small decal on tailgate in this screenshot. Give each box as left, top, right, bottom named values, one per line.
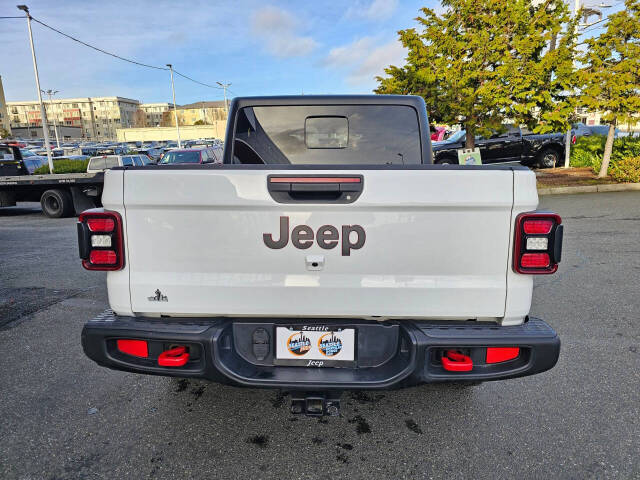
left=147, top=289, right=168, bottom=302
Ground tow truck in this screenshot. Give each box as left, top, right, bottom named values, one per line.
left=0, top=143, right=103, bottom=217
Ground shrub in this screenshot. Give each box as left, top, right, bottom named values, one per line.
left=610, top=156, right=640, bottom=183
left=570, top=134, right=640, bottom=175
left=612, top=136, right=640, bottom=163
left=570, top=135, right=606, bottom=168
left=34, top=159, right=89, bottom=174
left=570, top=149, right=595, bottom=167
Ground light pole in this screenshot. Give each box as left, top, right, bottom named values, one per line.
left=216, top=82, right=231, bottom=116
left=18, top=4, right=54, bottom=173
left=43, top=89, right=60, bottom=148
left=166, top=64, right=182, bottom=148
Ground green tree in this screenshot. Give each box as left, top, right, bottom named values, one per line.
left=375, top=0, right=578, bottom=150
left=579, top=0, right=640, bottom=178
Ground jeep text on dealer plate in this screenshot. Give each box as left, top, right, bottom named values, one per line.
left=79, top=95, right=562, bottom=416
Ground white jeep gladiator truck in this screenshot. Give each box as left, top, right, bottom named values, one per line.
left=80, top=95, right=563, bottom=416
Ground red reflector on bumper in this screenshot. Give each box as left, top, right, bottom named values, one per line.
left=520, top=253, right=550, bottom=268
left=117, top=339, right=148, bottom=358
left=486, top=347, right=520, bottom=364
left=87, top=218, right=115, bottom=232
left=523, top=219, right=553, bottom=234
left=90, top=250, right=117, bottom=265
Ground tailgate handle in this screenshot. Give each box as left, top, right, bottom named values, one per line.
left=267, top=175, right=363, bottom=204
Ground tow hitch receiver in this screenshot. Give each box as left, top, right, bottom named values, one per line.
left=158, top=346, right=190, bottom=367
left=441, top=350, right=473, bottom=372
left=290, top=391, right=342, bottom=417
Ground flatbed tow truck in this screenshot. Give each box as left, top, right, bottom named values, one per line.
left=1, top=143, right=103, bottom=217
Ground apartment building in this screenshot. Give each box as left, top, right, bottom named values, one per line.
left=0, top=76, right=10, bottom=136
left=7, top=96, right=140, bottom=140
left=136, top=103, right=173, bottom=127
left=161, top=100, right=227, bottom=127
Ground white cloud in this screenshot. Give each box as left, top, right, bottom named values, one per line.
left=253, top=5, right=296, bottom=32
left=346, top=0, right=398, bottom=21
left=325, top=38, right=376, bottom=67
left=324, top=37, right=406, bottom=86
left=252, top=6, right=318, bottom=58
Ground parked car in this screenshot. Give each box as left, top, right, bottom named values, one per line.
left=97, top=146, right=127, bottom=156
left=137, top=154, right=153, bottom=165
left=432, top=127, right=566, bottom=168
left=86, top=154, right=150, bottom=173
left=158, top=147, right=222, bottom=165
left=136, top=148, right=163, bottom=163
left=572, top=122, right=619, bottom=139
left=161, top=142, right=179, bottom=152
left=30, top=147, right=64, bottom=157
left=430, top=125, right=447, bottom=142
left=19, top=149, right=48, bottom=173
left=81, top=146, right=101, bottom=156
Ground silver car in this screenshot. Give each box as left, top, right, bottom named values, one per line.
left=86, top=154, right=151, bottom=173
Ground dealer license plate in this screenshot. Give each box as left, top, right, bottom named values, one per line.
left=274, top=326, right=356, bottom=367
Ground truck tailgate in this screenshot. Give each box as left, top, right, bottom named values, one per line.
left=121, top=168, right=514, bottom=320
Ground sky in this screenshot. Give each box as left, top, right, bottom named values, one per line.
left=0, top=0, right=627, bottom=105
left=1, top=0, right=430, bottom=104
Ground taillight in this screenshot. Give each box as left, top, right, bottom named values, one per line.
left=87, top=217, right=115, bottom=232
left=513, top=212, right=563, bottom=274
left=571, top=135, right=576, bottom=144
left=78, top=209, right=124, bottom=271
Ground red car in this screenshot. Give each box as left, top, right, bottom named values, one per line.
left=158, top=147, right=222, bottom=165
left=430, top=126, right=447, bottom=142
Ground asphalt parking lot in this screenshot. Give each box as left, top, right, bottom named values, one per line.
left=1, top=192, right=639, bottom=480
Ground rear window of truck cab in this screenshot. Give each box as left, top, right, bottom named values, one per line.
left=232, top=105, right=421, bottom=165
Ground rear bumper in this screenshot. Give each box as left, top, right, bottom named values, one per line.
left=81, top=311, right=560, bottom=389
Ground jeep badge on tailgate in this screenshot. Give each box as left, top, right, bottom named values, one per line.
left=263, top=216, right=366, bottom=256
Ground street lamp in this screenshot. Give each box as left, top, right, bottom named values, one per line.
left=17, top=4, right=54, bottom=173
left=216, top=82, right=231, bottom=115
left=166, top=64, right=182, bottom=148
left=42, top=89, right=60, bottom=148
